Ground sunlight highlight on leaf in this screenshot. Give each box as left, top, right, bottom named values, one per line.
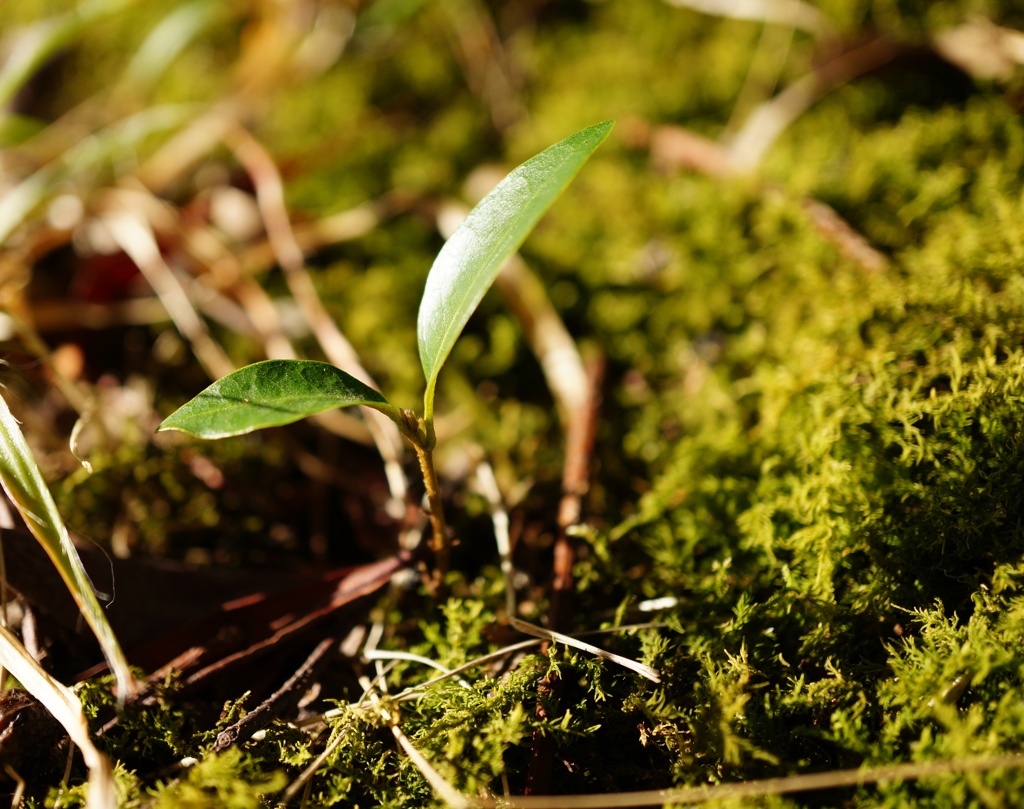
left=417, top=120, right=613, bottom=421
left=158, top=359, right=401, bottom=438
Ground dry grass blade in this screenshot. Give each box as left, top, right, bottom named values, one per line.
left=479, top=752, right=1024, bottom=807
left=224, top=124, right=409, bottom=514
left=103, top=203, right=234, bottom=380
left=0, top=0, right=134, bottom=110
left=727, top=36, right=905, bottom=171
left=508, top=618, right=660, bottom=683
left=0, top=623, right=115, bottom=809
left=662, top=0, right=833, bottom=37
left=0, top=393, right=136, bottom=701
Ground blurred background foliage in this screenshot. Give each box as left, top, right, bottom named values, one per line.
left=4, top=0, right=1024, bottom=805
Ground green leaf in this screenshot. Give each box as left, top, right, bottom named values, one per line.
left=0, top=393, right=136, bottom=703
left=158, top=359, right=399, bottom=438
left=417, top=120, right=613, bottom=420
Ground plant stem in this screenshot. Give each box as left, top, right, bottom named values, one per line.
left=394, top=409, right=450, bottom=585
left=413, top=441, right=450, bottom=583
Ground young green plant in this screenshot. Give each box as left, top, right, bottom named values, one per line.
left=158, top=120, right=613, bottom=578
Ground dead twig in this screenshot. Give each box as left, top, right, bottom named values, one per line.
left=662, top=0, right=833, bottom=38
left=727, top=36, right=906, bottom=172
left=441, top=0, right=523, bottom=132
left=223, top=123, right=409, bottom=518
left=101, top=195, right=234, bottom=380
left=525, top=356, right=605, bottom=796
left=550, top=356, right=604, bottom=633
left=644, top=124, right=889, bottom=274
left=212, top=636, right=336, bottom=753
left=486, top=752, right=1024, bottom=807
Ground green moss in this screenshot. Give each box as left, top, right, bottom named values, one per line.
left=9, top=0, right=1024, bottom=805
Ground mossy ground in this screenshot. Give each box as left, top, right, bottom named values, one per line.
left=4, top=0, right=1024, bottom=806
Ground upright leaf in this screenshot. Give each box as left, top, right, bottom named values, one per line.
left=0, top=394, right=136, bottom=701
left=417, top=120, right=613, bottom=420
left=158, top=359, right=400, bottom=438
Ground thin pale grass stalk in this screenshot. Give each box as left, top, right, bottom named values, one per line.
left=177, top=221, right=374, bottom=445
left=386, top=624, right=665, bottom=704
left=280, top=663, right=395, bottom=805
left=308, top=623, right=669, bottom=727
left=280, top=719, right=353, bottom=805
left=136, top=103, right=241, bottom=194
left=508, top=618, right=660, bottom=683
left=316, top=637, right=1024, bottom=809
left=387, top=716, right=471, bottom=809
left=54, top=747, right=75, bottom=809
left=0, top=103, right=195, bottom=247
left=364, top=648, right=474, bottom=690
left=477, top=752, right=1024, bottom=808
left=723, top=14, right=796, bottom=137
left=28, top=297, right=170, bottom=332
left=102, top=206, right=234, bottom=379
left=226, top=276, right=297, bottom=361
left=5, top=763, right=25, bottom=807
left=4, top=319, right=92, bottom=416
left=661, top=0, right=832, bottom=37
left=440, top=0, right=522, bottom=132
left=0, top=624, right=115, bottom=809
left=727, top=36, right=904, bottom=172
left=364, top=649, right=456, bottom=677
left=121, top=0, right=223, bottom=92
left=366, top=673, right=472, bottom=809
left=237, top=202, right=384, bottom=277
left=0, top=394, right=135, bottom=700
left=473, top=459, right=517, bottom=618
left=223, top=123, right=409, bottom=516
left=0, top=0, right=136, bottom=110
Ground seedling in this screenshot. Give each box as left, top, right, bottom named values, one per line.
left=159, top=121, right=613, bottom=579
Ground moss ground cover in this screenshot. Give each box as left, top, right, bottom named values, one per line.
left=4, top=0, right=1024, bottom=806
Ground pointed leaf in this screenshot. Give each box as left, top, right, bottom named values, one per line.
left=417, top=120, right=613, bottom=419
left=0, top=394, right=136, bottom=702
left=158, top=359, right=399, bottom=439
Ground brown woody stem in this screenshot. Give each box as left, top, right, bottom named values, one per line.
left=413, top=441, right=449, bottom=583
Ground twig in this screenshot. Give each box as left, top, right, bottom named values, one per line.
left=101, top=199, right=234, bottom=380
left=365, top=676, right=471, bottom=809
left=799, top=195, right=888, bottom=273
left=223, top=123, right=409, bottom=517
left=509, top=618, right=660, bottom=683
left=644, top=124, right=890, bottom=275
left=661, top=0, right=834, bottom=38
left=474, top=459, right=516, bottom=619
left=483, top=752, right=1024, bottom=807
left=440, top=0, right=522, bottom=132
left=525, top=355, right=604, bottom=795
left=727, top=36, right=906, bottom=172
left=212, top=636, right=337, bottom=753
